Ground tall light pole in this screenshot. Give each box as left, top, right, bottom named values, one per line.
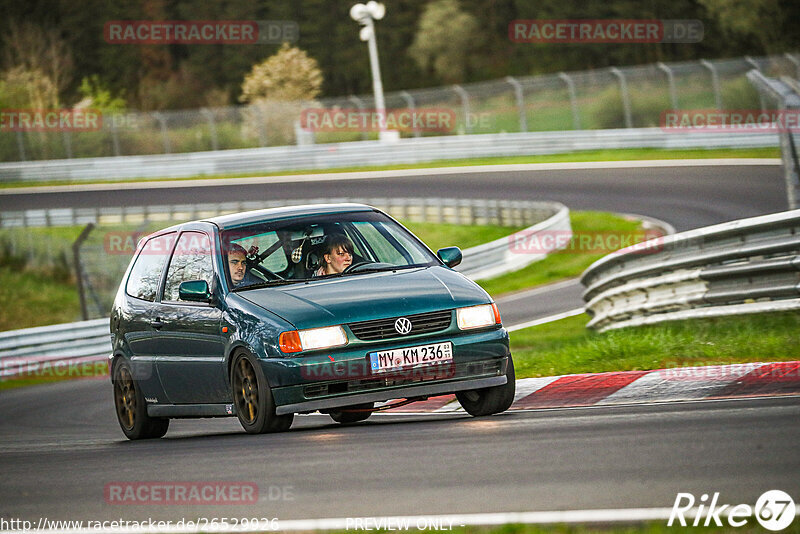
left=350, top=2, right=393, bottom=140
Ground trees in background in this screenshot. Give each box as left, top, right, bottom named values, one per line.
left=0, top=21, right=72, bottom=109
left=0, top=0, right=797, bottom=111
left=240, top=43, right=324, bottom=146
left=409, top=0, right=481, bottom=84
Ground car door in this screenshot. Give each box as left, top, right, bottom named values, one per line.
left=153, top=230, right=228, bottom=404
left=119, top=232, right=177, bottom=400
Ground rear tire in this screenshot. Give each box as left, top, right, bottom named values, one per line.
left=456, top=356, right=515, bottom=416
left=231, top=351, right=294, bottom=433
left=112, top=359, right=169, bottom=440
left=329, top=402, right=374, bottom=424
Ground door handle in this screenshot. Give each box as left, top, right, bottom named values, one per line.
left=150, top=319, right=165, bottom=330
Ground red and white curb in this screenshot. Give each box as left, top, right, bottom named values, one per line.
left=379, top=361, right=800, bottom=414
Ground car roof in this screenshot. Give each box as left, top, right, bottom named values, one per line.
left=203, top=203, right=377, bottom=230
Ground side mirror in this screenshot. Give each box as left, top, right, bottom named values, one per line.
left=436, top=246, right=462, bottom=268
left=179, top=280, right=211, bottom=302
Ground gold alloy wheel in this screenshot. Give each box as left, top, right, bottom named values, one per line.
left=233, top=357, right=259, bottom=424
left=114, top=365, right=136, bottom=431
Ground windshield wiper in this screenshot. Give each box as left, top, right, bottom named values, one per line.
left=231, top=279, right=300, bottom=291
left=346, top=264, right=428, bottom=276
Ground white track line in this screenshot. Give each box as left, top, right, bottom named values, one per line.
left=496, top=279, right=582, bottom=304
left=507, top=308, right=584, bottom=332
left=4, top=503, right=800, bottom=533
left=0, top=158, right=781, bottom=195
left=14, top=505, right=799, bottom=533
left=0, top=508, right=696, bottom=533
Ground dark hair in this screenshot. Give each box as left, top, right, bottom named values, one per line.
left=323, top=234, right=353, bottom=256
left=227, top=243, right=247, bottom=256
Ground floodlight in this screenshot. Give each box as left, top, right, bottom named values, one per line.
left=366, top=1, right=385, bottom=20
left=350, top=3, right=368, bottom=22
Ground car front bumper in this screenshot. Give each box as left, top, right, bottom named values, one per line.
left=265, top=327, right=510, bottom=414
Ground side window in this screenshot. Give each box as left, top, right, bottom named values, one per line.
left=126, top=233, right=175, bottom=302
left=163, top=232, right=214, bottom=302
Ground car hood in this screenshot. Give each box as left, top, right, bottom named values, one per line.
left=237, top=266, right=489, bottom=329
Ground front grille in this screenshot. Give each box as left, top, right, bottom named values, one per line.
left=302, top=359, right=504, bottom=399
left=348, top=309, right=452, bottom=341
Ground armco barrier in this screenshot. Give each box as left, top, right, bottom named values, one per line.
left=581, top=209, right=800, bottom=331
left=0, top=318, right=109, bottom=378
left=0, top=128, right=779, bottom=183
left=0, top=198, right=559, bottom=229
left=0, top=199, right=571, bottom=374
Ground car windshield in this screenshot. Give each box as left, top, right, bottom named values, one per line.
left=221, top=210, right=439, bottom=289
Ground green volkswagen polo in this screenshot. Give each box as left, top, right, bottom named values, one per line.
left=110, top=203, right=514, bottom=439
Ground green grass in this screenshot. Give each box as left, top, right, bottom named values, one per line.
left=279, top=523, right=799, bottom=534
left=0, top=147, right=779, bottom=189
left=403, top=221, right=525, bottom=252
left=0, top=362, right=109, bottom=391
left=444, top=523, right=798, bottom=533
left=510, top=312, right=800, bottom=379
left=478, top=211, right=645, bottom=297
left=381, top=523, right=800, bottom=534
left=0, top=265, right=81, bottom=330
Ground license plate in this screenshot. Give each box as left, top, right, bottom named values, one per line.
left=369, top=342, right=453, bottom=374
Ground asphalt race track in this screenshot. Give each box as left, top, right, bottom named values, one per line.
left=1, top=162, right=797, bottom=526
left=1, top=379, right=799, bottom=523
left=0, top=163, right=786, bottom=231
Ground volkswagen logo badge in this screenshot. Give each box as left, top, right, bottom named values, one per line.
left=394, top=317, right=413, bottom=335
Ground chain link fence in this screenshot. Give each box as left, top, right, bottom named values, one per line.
left=3, top=54, right=797, bottom=162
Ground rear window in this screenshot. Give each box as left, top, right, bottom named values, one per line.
left=125, top=233, right=176, bottom=301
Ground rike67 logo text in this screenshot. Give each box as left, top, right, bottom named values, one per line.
left=669, top=490, right=795, bottom=531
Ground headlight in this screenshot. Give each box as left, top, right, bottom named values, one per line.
left=279, top=326, right=348, bottom=353
left=456, top=303, right=501, bottom=330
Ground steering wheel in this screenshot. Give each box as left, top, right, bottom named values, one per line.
left=343, top=261, right=373, bottom=273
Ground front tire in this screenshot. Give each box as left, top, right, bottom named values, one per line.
left=456, top=356, right=516, bottom=416
left=112, top=359, right=169, bottom=440
left=231, top=351, right=293, bottom=433
left=329, top=402, right=374, bottom=424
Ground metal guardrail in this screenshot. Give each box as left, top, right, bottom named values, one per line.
left=747, top=70, right=800, bottom=209
left=0, top=199, right=571, bottom=376
left=0, top=127, right=779, bottom=183
left=0, top=318, right=109, bottom=378
left=456, top=203, right=570, bottom=280
left=581, top=209, right=800, bottom=332
left=0, top=197, right=558, bottom=229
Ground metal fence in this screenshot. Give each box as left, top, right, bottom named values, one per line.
left=3, top=53, right=797, bottom=163
left=0, top=128, right=780, bottom=183
left=581, top=209, right=800, bottom=332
